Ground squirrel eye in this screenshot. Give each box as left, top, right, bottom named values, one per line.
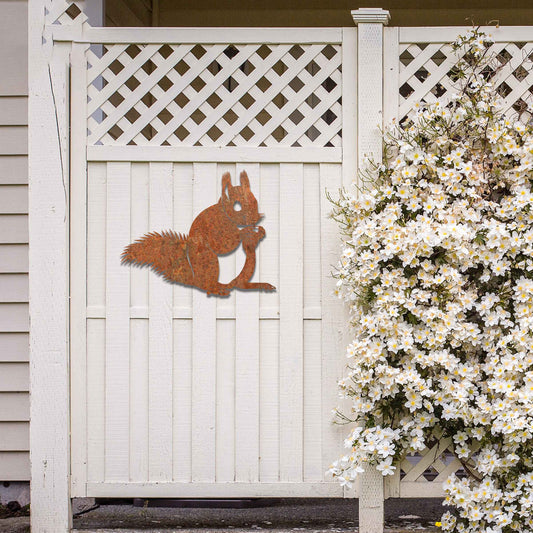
left=233, top=201, right=242, bottom=212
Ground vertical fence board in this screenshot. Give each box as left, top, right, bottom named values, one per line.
left=191, top=162, right=217, bottom=482
left=148, top=162, right=174, bottom=481
left=105, top=161, right=131, bottom=481
left=258, top=164, right=280, bottom=482
left=86, top=162, right=107, bottom=484
left=172, top=162, right=193, bottom=483
left=259, top=319, right=280, bottom=482
left=173, top=162, right=193, bottom=312
left=279, top=163, right=304, bottom=482
left=129, top=163, right=149, bottom=482
left=173, top=319, right=193, bottom=482
left=216, top=163, right=237, bottom=317
left=259, top=164, right=280, bottom=313
left=215, top=319, right=235, bottom=482
left=303, top=164, right=323, bottom=481
left=87, top=319, right=106, bottom=483
left=235, top=162, right=260, bottom=483
left=319, top=163, right=345, bottom=479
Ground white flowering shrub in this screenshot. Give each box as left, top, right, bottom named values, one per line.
left=329, top=29, right=533, bottom=533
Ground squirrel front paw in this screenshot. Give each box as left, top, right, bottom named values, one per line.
left=241, top=226, right=266, bottom=252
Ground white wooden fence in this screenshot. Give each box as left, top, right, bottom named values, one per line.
left=28, top=1, right=533, bottom=531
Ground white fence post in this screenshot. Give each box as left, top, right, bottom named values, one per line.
left=29, top=0, right=72, bottom=531
left=351, top=7, right=390, bottom=533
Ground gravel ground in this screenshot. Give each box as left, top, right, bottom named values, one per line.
left=0, top=498, right=444, bottom=532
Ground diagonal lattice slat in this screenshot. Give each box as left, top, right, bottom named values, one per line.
left=86, top=42, right=343, bottom=148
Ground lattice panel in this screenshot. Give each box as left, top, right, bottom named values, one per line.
left=398, top=40, right=533, bottom=123
left=399, top=438, right=464, bottom=485
left=46, top=0, right=87, bottom=27
left=86, top=43, right=342, bottom=147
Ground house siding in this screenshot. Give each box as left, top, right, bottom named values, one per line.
left=0, top=0, right=29, bottom=481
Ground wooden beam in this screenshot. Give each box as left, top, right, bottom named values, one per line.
left=29, top=0, right=72, bottom=530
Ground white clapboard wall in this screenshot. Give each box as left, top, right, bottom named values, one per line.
left=69, top=27, right=357, bottom=498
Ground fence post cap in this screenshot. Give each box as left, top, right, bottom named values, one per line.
left=351, top=8, right=391, bottom=25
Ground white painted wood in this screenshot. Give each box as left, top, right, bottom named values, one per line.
left=105, top=161, right=131, bottom=482
left=0, top=1, right=27, bottom=96
left=383, top=27, right=400, bottom=127
left=129, top=319, right=149, bottom=482
left=173, top=319, right=193, bottom=482
left=215, top=318, right=235, bottom=483
left=319, top=163, right=348, bottom=489
left=0, top=186, right=28, bottom=214
left=29, top=0, right=71, bottom=524
left=0, top=363, right=29, bottom=391
left=342, top=28, right=357, bottom=189
left=191, top=162, right=217, bottom=483
left=53, top=26, right=343, bottom=44
left=0, top=304, right=28, bottom=332
left=0, top=452, right=29, bottom=480
left=279, top=163, right=304, bottom=483
left=259, top=319, right=280, bottom=482
left=86, top=481, right=344, bottom=498
left=352, top=9, right=388, bottom=527
left=0, top=274, right=28, bottom=301
left=86, top=319, right=106, bottom=486
left=0, top=393, right=29, bottom=421
left=0, top=422, right=29, bottom=451
left=85, top=305, right=323, bottom=320
left=148, top=162, right=174, bottom=481
left=129, top=163, right=149, bottom=483
left=302, top=164, right=322, bottom=482
left=399, top=26, right=533, bottom=44
left=235, top=162, right=260, bottom=483
left=0, top=97, right=28, bottom=126
left=70, top=41, right=90, bottom=497
left=0, top=156, right=27, bottom=185
left=87, top=146, right=342, bottom=163
left=0, top=333, right=28, bottom=362
left=85, top=162, right=107, bottom=489
left=172, top=162, right=193, bottom=312
left=0, top=215, right=27, bottom=243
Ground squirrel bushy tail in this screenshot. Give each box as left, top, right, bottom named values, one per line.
left=121, top=230, right=193, bottom=285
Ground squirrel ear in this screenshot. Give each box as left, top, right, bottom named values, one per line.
left=221, top=172, right=232, bottom=200
left=239, top=171, right=250, bottom=189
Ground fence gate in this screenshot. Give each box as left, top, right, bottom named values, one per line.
left=69, top=25, right=357, bottom=499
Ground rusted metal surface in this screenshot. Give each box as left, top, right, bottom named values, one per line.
left=122, top=171, right=276, bottom=297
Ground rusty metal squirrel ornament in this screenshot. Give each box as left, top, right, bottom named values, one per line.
left=122, top=171, right=276, bottom=297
